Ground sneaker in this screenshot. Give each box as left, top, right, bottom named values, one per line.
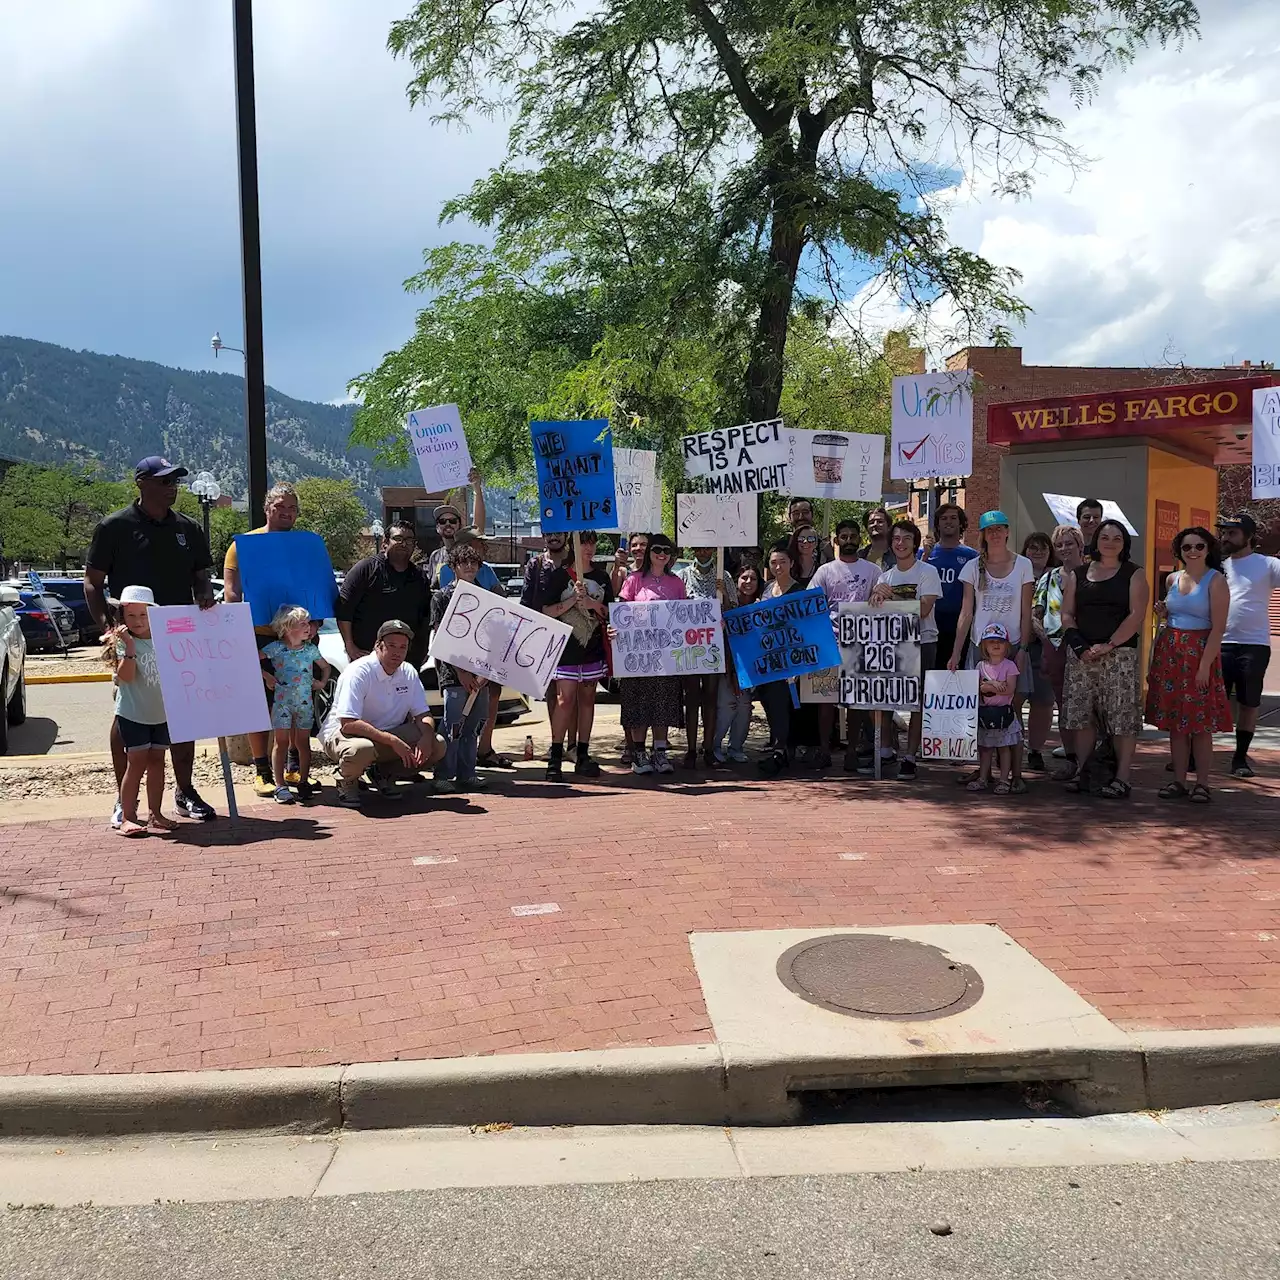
left=110, top=799, right=123, bottom=830
left=434, top=778, right=460, bottom=794
left=1025, top=750, right=1045, bottom=771
left=1051, top=745, right=1068, bottom=759
left=252, top=771, right=276, bottom=798
left=727, top=749, right=749, bottom=764
left=631, top=747, right=654, bottom=776
left=174, top=790, right=216, bottom=821
left=573, top=756, right=601, bottom=778
left=295, top=780, right=320, bottom=801
left=458, top=775, right=488, bottom=791
left=368, top=766, right=406, bottom=801
left=858, top=754, right=894, bottom=776
left=899, top=758, right=917, bottom=780
left=652, top=747, right=674, bottom=775
left=545, top=758, right=565, bottom=782
left=758, top=749, right=788, bottom=777
left=1231, top=756, right=1256, bottom=779
left=619, top=742, right=634, bottom=767
left=283, top=767, right=302, bottom=785
left=273, top=785, right=295, bottom=805
left=334, top=778, right=363, bottom=808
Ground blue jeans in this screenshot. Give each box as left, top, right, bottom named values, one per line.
left=714, top=681, right=753, bottom=756
left=437, top=685, right=490, bottom=782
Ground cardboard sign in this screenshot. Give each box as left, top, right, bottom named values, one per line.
left=406, top=403, right=472, bottom=492
left=675, top=493, right=757, bottom=547
left=609, top=598, right=725, bottom=676
left=151, top=604, right=272, bottom=742
left=681, top=419, right=794, bottom=495
left=920, top=669, right=979, bottom=761
left=1041, top=493, right=1139, bottom=535
left=890, top=373, right=973, bottom=480
left=1253, top=386, right=1280, bottom=499
left=232, top=530, right=338, bottom=627
left=836, top=601, right=922, bottom=710
left=600, top=448, right=663, bottom=535
left=722, top=588, right=841, bottom=690
left=530, top=419, right=618, bottom=531
left=798, top=666, right=840, bottom=704
left=428, top=583, right=572, bottom=699
left=786, top=430, right=884, bottom=501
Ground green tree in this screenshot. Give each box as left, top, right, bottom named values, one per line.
left=384, top=0, right=1194, bottom=425
left=0, top=463, right=133, bottom=569
left=293, top=478, right=368, bottom=569
left=208, top=506, right=252, bottom=570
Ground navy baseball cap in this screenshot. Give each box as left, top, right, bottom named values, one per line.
left=134, top=456, right=189, bottom=480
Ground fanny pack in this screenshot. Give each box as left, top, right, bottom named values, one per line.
left=978, top=705, right=1016, bottom=730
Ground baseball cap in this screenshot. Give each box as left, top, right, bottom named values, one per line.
left=978, top=510, right=1010, bottom=530
left=134, top=456, right=189, bottom=480
left=979, top=621, right=1010, bottom=643
left=375, top=619, right=414, bottom=643
left=1216, top=512, right=1258, bottom=536
left=433, top=505, right=462, bottom=522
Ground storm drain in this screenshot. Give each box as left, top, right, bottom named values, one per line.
left=775, top=932, right=984, bottom=1021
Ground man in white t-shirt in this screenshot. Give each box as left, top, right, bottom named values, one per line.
left=1217, top=513, right=1280, bottom=777
left=810, top=520, right=880, bottom=768
left=321, top=619, right=447, bottom=808
left=867, top=521, right=942, bottom=780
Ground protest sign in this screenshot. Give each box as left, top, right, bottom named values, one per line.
left=429, top=584, right=571, bottom=700
left=233, top=530, right=338, bottom=627
left=151, top=604, right=271, bottom=743
left=600, top=448, right=662, bottom=534
left=787, top=430, right=884, bottom=501
left=405, top=403, right=472, bottom=492
left=609, top=598, right=725, bottom=676
left=799, top=666, right=840, bottom=704
left=920, top=669, right=979, bottom=761
left=1253, top=387, right=1280, bottom=499
left=723, top=588, right=840, bottom=689
left=681, top=418, right=794, bottom=495
left=1042, top=493, right=1138, bottom=535
left=891, top=373, right=973, bottom=480
left=530, top=419, right=617, bottom=531
left=675, top=493, right=757, bottom=547
left=836, top=601, right=922, bottom=710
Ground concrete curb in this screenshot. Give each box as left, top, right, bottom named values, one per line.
left=0, top=1030, right=1277, bottom=1138
left=25, top=672, right=111, bottom=685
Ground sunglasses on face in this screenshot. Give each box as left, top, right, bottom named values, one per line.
left=455, top=558, right=481, bottom=568
left=650, top=548, right=672, bottom=557
left=798, top=535, right=818, bottom=544
left=1180, top=541, right=1207, bottom=553
left=437, top=518, right=460, bottom=528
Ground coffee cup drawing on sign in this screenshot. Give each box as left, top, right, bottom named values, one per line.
left=812, top=432, right=849, bottom=487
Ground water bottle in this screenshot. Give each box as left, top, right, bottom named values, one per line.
left=523, top=735, right=535, bottom=761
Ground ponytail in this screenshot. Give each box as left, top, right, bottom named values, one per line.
left=977, top=534, right=989, bottom=592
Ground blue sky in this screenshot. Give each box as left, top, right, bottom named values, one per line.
left=1, top=0, right=1276, bottom=405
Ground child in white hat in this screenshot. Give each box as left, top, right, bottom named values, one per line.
left=971, top=621, right=1022, bottom=795
left=103, top=586, right=174, bottom=836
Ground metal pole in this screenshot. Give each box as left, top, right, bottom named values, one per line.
left=217, top=736, right=240, bottom=826
left=201, top=498, right=211, bottom=546
left=233, top=0, right=269, bottom=526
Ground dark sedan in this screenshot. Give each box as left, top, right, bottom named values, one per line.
left=15, top=590, right=80, bottom=651
left=30, top=577, right=101, bottom=643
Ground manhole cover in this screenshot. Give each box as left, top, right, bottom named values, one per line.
left=776, top=933, right=984, bottom=1021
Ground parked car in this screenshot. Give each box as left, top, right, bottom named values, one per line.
left=13, top=589, right=80, bottom=651
left=313, top=618, right=532, bottom=727
left=22, top=576, right=100, bottom=643
left=0, top=584, right=27, bottom=754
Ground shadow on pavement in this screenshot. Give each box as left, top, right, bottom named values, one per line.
left=6, top=716, right=60, bottom=755
left=169, top=816, right=333, bottom=846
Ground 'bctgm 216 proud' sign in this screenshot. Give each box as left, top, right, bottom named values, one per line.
left=837, top=601, right=922, bottom=710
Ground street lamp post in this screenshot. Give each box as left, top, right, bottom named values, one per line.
left=369, top=518, right=384, bottom=555
left=189, top=471, right=223, bottom=544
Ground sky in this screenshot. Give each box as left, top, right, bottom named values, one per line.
left=0, top=0, right=1275, bottom=406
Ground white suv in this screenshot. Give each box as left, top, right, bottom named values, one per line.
left=0, top=584, right=28, bottom=754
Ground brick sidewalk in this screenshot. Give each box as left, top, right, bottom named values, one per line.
left=1, top=746, right=1278, bottom=1076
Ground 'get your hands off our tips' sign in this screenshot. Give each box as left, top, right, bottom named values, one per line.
left=609, top=599, right=725, bottom=677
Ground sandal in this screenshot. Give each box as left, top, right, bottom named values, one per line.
left=966, top=778, right=990, bottom=792
left=116, top=820, right=148, bottom=838
left=1098, top=778, right=1132, bottom=799
left=476, top=750, right=515, bottom=770
left=1159, top=780, right=1189, bottom=800
left=1007, top=777, right=1028, bottom=795
left=147, top=814, right=179, bottom=832
left=703, top=747, right=722, bottom=770
left=956, top=769, right=982, bottom=786
left=1189, top=784, right=1212, bottom=804
left=993, top=780, right=1011, bottom=795
left=1065, top=776, right=1087, bottom=794
left=683, top=749, right=698, bottom=769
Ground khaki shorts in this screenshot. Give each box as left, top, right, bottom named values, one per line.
left=1061, top=647, right=1142, bottom=736
left=322, top=719, right=445, bottom=779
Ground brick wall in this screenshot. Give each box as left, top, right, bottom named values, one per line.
left=945, top=348, right=1271, bottom=547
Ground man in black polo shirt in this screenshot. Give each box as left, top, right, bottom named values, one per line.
left=86, top=456, right=219, bottom=823
left=336, top=519, right=434, bottom=669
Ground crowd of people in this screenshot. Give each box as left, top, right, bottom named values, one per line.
left=89, top=454, right=1277, bottom=827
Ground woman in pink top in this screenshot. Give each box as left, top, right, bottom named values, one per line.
left=615, top=532, right=687, bottom=775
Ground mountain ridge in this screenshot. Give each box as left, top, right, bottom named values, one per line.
left=0, top=334, right=414, bottom=511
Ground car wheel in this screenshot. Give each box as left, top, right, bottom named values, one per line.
left=6, top=668, right=25, bottom=726
left=313, top=673, right=336, bottom=726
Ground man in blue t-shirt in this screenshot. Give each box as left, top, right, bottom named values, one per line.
left=925, top=503, right=978, bottom=669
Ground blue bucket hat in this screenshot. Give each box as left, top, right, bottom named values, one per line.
left=978, top=510, right=1010, bottom=530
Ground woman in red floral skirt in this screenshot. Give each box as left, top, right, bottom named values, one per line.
left=1145, top=526, right=1232, bottom=802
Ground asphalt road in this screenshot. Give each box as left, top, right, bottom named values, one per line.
left=1, top=1160, right=1276, bottom=1280
left=8, top=676, right=113, bottom=755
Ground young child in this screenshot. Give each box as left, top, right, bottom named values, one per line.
left=971, top=621, right=1022, bottom=795
left=262, top=606, right=329, bottom=804
left=104, top=585, right=174, bottom=837
left=281, top=618, right=326, bottom=786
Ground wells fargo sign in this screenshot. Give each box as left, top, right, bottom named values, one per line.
left=987, top=376, right=1274, bottom=446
